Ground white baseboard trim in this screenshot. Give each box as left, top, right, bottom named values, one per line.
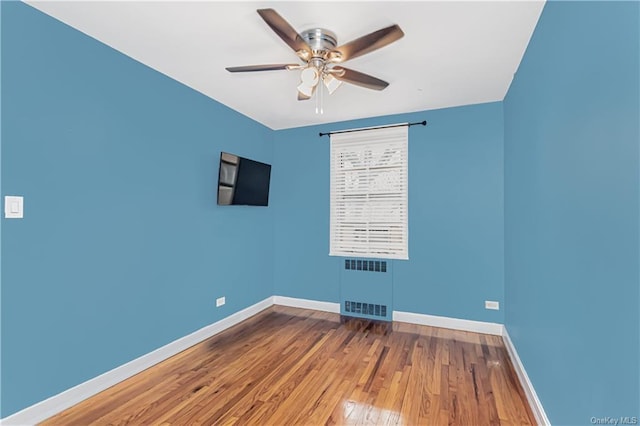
left=2, top=296, right=547, bottom=426
left=502, top=328, right=550, bottom=426
left=392, top=310, right=504, bottom=336
left=0, top=296, right=273, bottom=426
left=393, top=310, right=547, bottom=423
left=273, top=295, right=341, bottom=314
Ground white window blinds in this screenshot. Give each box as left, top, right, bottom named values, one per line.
left=330, top=125, right=408, bottom=260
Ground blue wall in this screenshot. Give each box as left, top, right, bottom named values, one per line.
left=273, top=103, right=505, bottom=323
left=0, top=0, right=4, bottom=413
left=0, top=3, right=274, bottom=417
left=504, top=1, right=640, bottom=424
left=4, top=1, right=638, bottom=423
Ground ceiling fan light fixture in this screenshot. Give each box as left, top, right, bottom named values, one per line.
left=300, top=67, right=319, bottom=86
left=323, top=73, right=343, bottom=95
left=298, top=66, right=320, bottom=97
left=297, top=82, right=315, bottom=98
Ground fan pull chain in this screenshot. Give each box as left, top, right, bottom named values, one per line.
left=315, top=81, right=324, bottom=115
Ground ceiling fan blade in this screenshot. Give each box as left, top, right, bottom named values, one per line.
left=257, top=9, right=312, bottom=60
left=226, top=64, right=299, bottom=72
left=331, top=67, right=389, bottom=91
left=330, top=24, right=404, bottom=63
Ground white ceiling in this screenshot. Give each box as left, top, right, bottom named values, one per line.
left=25, top=1, right=545, bottom=130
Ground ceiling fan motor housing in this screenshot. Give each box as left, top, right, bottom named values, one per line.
left=301, top=28, right=337, bottom=53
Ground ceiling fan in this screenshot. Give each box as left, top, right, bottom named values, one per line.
left=226, top=9, right=404, bottom=101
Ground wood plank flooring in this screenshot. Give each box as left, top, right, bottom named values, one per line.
left=41, top=306, right=536, bottom=425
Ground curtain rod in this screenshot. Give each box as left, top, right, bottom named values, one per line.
left=318, top=120, right=427, bottom=137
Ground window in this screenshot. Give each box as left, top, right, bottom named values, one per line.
left=330, top=125, right=408, bottom=260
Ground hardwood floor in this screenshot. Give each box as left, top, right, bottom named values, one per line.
left=41, top=306, right=536, bottom=425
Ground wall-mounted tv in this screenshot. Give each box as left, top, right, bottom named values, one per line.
left=217, top=152, right=271, bottom=206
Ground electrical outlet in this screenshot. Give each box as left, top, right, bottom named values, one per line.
left=216, top=296, right=226, bottom=307
left=485, top=300, right=500, bottom=310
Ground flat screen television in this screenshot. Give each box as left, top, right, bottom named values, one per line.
left=217, top=152, right=271, bottom=206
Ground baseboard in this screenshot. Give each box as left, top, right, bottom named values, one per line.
left=2, top=296, right=546, bottom=426
left=0, top=296, right=273, bottom=426
left=273, top=295, right=341, bottom=313
left=392, top=310, right=504, bottom=335
left=502, top=327, right=550, bottom=425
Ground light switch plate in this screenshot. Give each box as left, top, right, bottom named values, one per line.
left=4, top=196, right=24, bottom=219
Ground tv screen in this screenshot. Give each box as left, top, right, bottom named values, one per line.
left=217, top=152, right=271, bottom=206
